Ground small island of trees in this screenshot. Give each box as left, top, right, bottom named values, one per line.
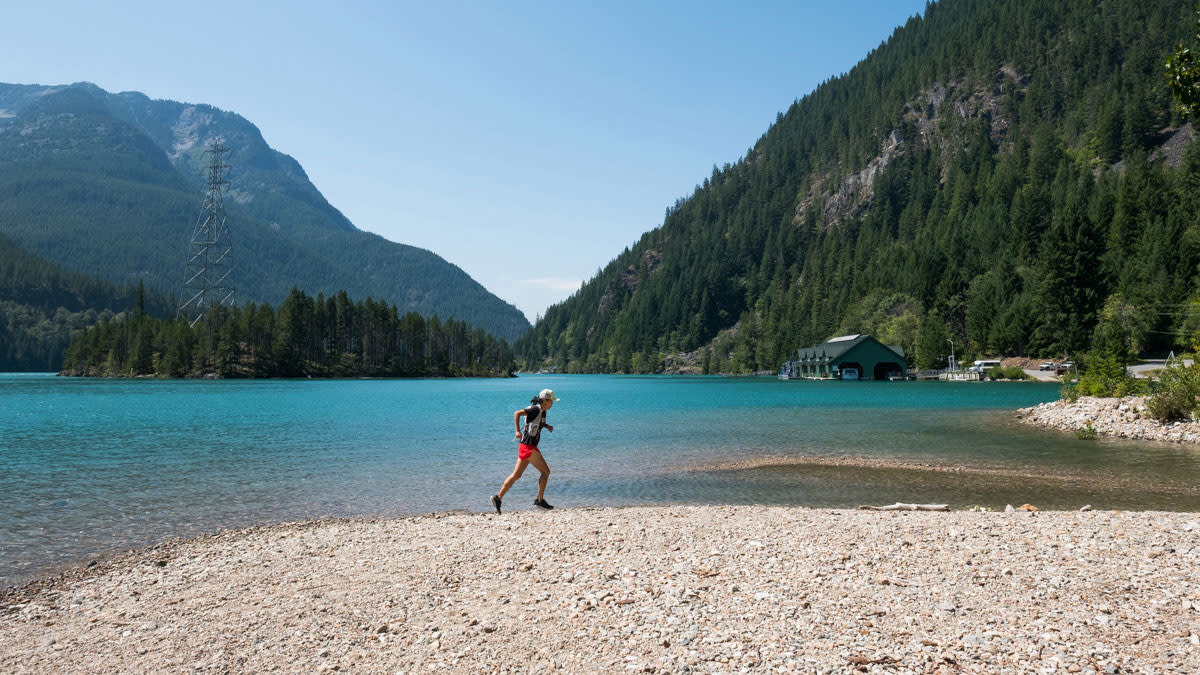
left=61, top=287, right=515, bottom=378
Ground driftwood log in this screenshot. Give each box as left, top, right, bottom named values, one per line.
left=857, top=503, right=950, bottom=512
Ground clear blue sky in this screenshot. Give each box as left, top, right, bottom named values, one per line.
left=3, top=0, right=928, bottom=322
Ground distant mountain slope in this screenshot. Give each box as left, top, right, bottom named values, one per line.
left=519, top=0, right=1200, bottom=373
left=0, top=231, right=172, bottom=370
left=0, top=83, right=530, bottom=341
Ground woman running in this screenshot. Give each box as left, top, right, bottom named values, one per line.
left=491, top=388, right=559, bottom=513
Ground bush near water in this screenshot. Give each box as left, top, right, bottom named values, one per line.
left=60, top=288, right=515, bottom=378
left=1144, top=360, right=1200, bottom=421
left=984, top=365, right=1030, bottom=381
left=1060, top=351, right=1200, bottom=423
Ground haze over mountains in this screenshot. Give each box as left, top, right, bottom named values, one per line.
left=519, top=0, right=1200, bottom=373
left=0, top=82, right=530, bottom=343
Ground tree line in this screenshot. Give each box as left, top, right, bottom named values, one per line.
left=60, top=287, right=515, bottom=378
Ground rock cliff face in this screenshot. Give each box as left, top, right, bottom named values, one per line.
left=1149, top=123, right=1196, bottom=168
left=794, top=62, right=1195, bottom=235
left=94, top=85, right=358, bottom=235
left=795, top=68, right=1025, bottom=229
left=795, top=129, right=904, bottom=229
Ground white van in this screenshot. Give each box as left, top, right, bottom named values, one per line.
left=971, top=359, right=1001, bottom=373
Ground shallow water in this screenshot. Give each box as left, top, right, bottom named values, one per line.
left=2, top=373, right=1198, bottom=586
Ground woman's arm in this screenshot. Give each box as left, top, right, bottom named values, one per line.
left=514, top=409, right=525, bottom=439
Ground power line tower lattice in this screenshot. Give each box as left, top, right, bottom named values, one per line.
left=181, top=139, right=235, bottom=326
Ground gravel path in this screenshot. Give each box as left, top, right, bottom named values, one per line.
left=3, top=506, right=1199, bottom=673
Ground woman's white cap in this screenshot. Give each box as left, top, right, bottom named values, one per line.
left=539, top=388, right=560, bottom=402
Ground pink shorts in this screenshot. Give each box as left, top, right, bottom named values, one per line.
left=518, top=443, right=539, bottom=460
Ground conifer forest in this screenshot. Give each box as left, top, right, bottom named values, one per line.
left=60, top=288, right=515, bottom=379
left=518, top=0, right=1200, bottom=373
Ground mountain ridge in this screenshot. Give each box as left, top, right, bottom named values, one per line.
left=0, top=82, right=530, bottom=342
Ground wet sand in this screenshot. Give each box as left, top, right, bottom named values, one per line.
left=683, top=454, right=1200, bottom=511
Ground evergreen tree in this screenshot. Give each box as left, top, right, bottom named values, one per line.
left=1166, top=6, right=1200, bottom=117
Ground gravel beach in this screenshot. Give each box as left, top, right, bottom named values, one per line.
left=1017, top=396, right=1200, bottom=445
left=3, top=505, right=1198, bottom=673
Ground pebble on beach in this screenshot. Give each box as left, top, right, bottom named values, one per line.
left=3, top=505, right=1198, bottom=673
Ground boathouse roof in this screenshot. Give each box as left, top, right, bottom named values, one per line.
left=795, top=334, right=905, bottom=361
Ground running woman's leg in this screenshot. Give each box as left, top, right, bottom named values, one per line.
left=526, top=449, right=551, bottom=502
left=497, top=458, right=529, bottom=499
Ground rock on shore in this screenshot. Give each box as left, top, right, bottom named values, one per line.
left=1018, top=395, right=1200, bottom=444
left=2, top=506, right=1199, bottom=673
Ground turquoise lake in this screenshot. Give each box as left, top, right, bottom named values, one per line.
left=3, top=373, right=1199, bottom=587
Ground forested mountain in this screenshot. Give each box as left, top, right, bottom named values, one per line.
left=0, top=83, right=530, bottom=342
left=518, top=0, right=1200, bottom=373
left=0, top=232, right=172, bottom=370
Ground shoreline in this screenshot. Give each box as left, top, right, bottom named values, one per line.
left=1017, top=395, right=1200, bottom=445
left=7, top=450, right=1200, bottom=592
left=3, top=505, right=1198, bottom=672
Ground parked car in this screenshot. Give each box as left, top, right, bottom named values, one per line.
left=1053, top=361, right=1075, bottom=375
left=1039, top=362, right=1055, bottom=370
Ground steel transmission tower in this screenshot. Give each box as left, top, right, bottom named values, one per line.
left=181, top=139, right=235, bottom=326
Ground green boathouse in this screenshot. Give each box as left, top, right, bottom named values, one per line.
left=781, top=334, right=907, bottom=380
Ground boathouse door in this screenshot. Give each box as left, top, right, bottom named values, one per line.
left=873, top=362, right=903, bottom=380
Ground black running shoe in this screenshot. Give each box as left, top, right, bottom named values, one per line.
left=491, top=494, right=502, bottom=514
left=533, top=498, right=554, bottom=510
